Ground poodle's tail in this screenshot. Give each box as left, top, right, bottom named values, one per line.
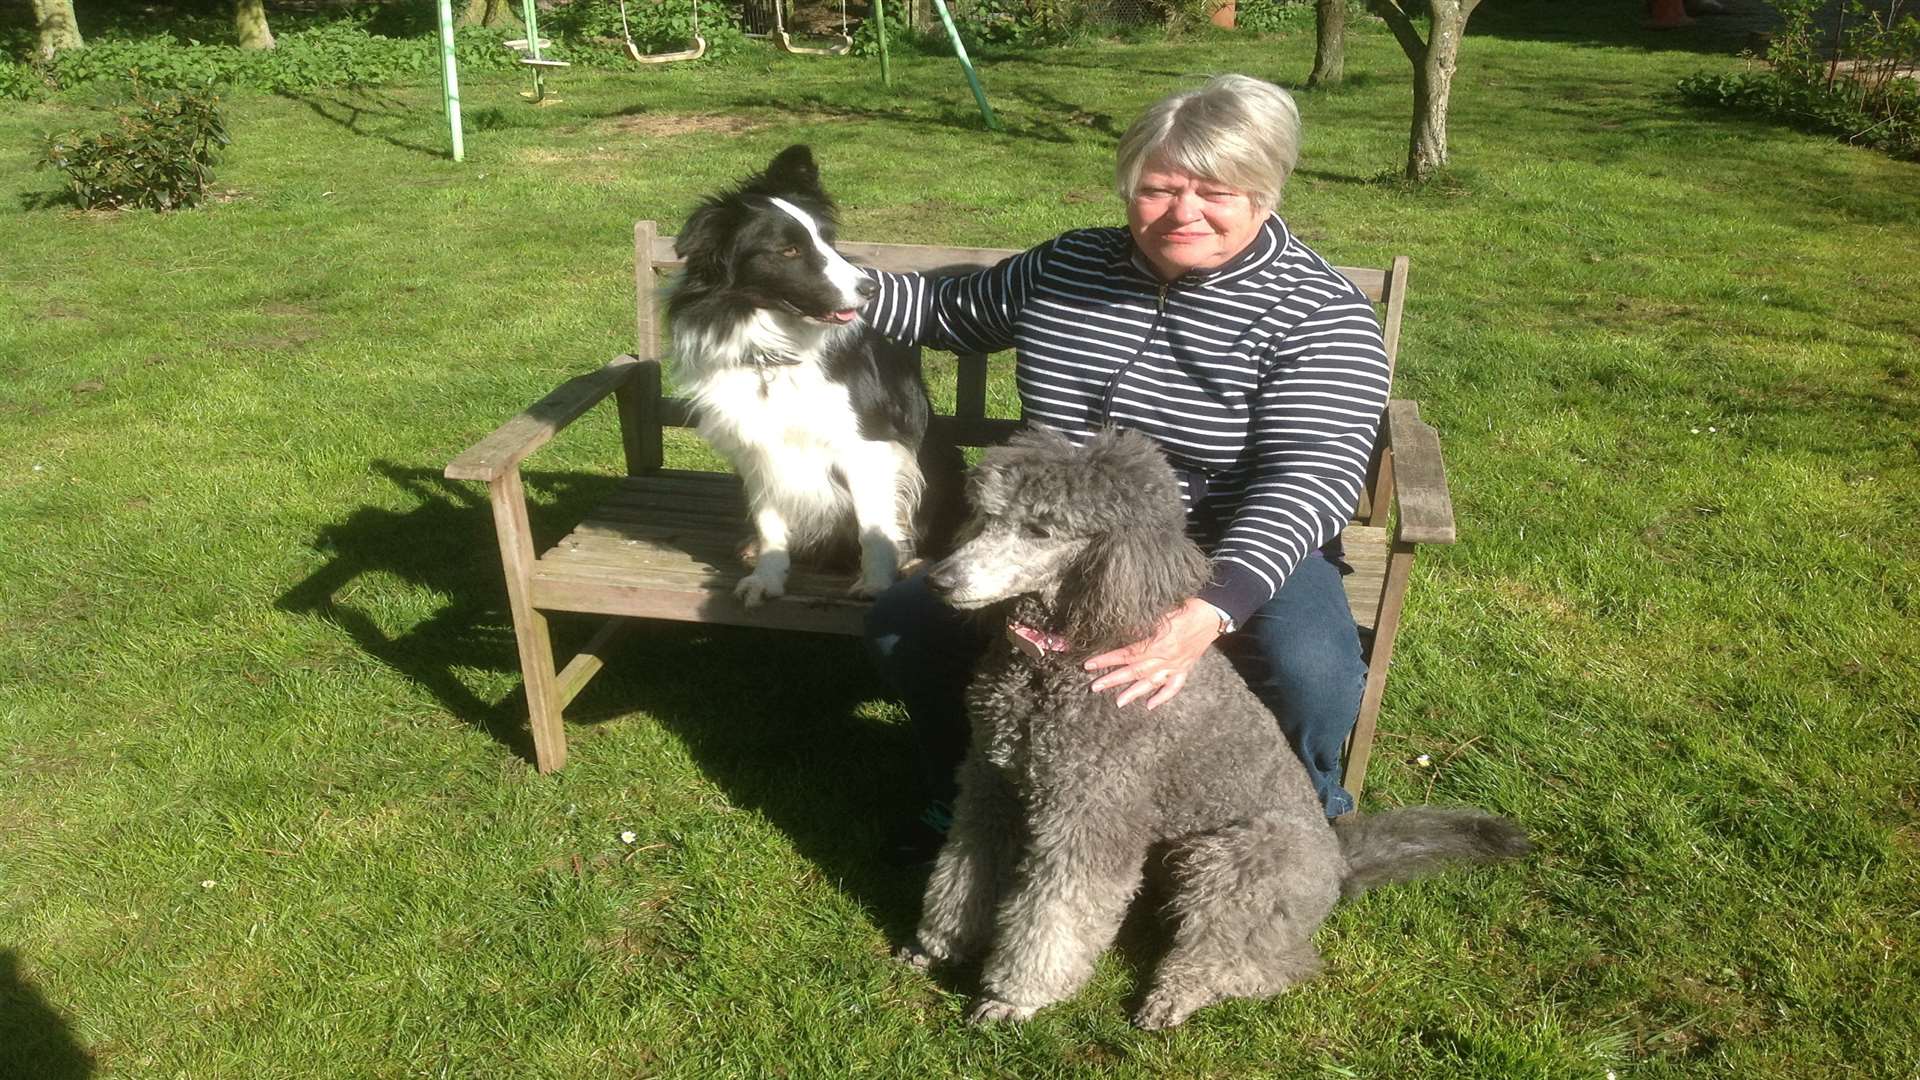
left=1331, top=808, right=1531, bottom=900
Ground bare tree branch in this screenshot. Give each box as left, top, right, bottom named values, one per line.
left=1368, top=0, right=1429, bottom=61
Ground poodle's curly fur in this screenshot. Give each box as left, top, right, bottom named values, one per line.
left=899, top=428, right=1530, bottom=1029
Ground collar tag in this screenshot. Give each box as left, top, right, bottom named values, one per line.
left=1006, top=620, right=1071, bottom=658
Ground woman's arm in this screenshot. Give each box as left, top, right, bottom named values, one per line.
left=1087, top=290, right=1390, bottom=709
left=1197, top=292, right=1392, bottom=626
left=861, top=240, right=1052, bottom=355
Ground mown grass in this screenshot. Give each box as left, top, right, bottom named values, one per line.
left=3, top=4, right=1918, bottom=1076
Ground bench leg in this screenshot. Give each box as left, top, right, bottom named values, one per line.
left=489, top=470, right=567, bottom=773
left=1343, top=538, right=1416, bottom=802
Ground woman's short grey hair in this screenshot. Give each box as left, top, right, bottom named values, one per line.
left=1114, top=74, right=1301, bottom=213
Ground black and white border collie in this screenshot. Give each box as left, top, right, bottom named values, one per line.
left=668, top=145, right=939, bottom=607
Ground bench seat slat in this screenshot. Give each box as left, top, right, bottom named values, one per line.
left=532, top=475, right=1392, bottom=635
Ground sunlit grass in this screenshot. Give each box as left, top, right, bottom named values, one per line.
left=2, top=7, right=1917, bottom=1077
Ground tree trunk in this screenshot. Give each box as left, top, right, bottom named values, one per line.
left=457, top=0, right=519, bottom=28
left=1407, top=55, right=1448, bottom=180
left=1371, top=0, right=1478, bottom=182
left=235, top=0, right=276, bottom=50
left=1406, top=2, right=1468, bottom=180
left=31, top=0, right=85, bottom=60
left=1309, top=0, right=1345, bottom=88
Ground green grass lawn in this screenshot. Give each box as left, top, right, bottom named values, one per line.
left=3, top=3, right=1918, bottom=1076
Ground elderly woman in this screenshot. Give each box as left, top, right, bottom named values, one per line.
left=864, top=74, right=1390, bottom=859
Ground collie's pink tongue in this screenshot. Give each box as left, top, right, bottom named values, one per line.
left=827, top=309, right=858, bottom=324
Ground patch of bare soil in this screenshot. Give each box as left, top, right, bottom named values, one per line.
left=607, top=112, right=770, bottom=137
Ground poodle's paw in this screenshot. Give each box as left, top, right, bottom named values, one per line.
left=903, top=930, right=972, bottom=967
left=1132, top=985, right=1217, bottom=1030
left=894, top=942, right=936, bottom=971
left=734, top=570, right=786, bottom=607
left=967, top=998, right=1040, bottom=1025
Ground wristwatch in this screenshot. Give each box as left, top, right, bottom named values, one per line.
left=1202, top=601, right=1236, bottom=636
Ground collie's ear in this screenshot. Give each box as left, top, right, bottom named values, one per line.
left=763, top=144, right=822, bottom=195
left=1059, top=526, right=1211, bottom=651
left=673, top=199, right=742, bottom=286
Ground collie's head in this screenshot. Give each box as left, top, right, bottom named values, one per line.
left=670, top=145, right=875, bottom=327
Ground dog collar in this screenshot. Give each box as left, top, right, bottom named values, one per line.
left=748, top=348, right=803, bottom=369
left=1006, top=619, right=1071, bottom=658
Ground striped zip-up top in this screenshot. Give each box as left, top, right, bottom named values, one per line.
left=862, top=216, right=1391, bottom=625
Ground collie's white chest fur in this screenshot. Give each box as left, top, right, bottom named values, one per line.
left=673, top=309, right=921, bottom=605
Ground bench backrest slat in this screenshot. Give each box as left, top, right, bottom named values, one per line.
left=633, top=221, right=1407, bottom=475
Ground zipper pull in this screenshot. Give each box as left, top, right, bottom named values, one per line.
left=1157, top=283, right=1169, bottom=312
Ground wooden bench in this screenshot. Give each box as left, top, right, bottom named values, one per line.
left=446, top=221, right=1456, bottom=795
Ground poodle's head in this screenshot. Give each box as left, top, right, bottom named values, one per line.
left=927, top=427, right=1211, bottom=649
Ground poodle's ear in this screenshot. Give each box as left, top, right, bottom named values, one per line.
left=1059, top=525, right=1212, bottom=651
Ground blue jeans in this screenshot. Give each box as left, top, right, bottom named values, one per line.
left=863, top=554, right=1366, bottom=818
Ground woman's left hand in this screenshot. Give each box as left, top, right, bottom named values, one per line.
left=1085, top=598, right=1223, bottom=710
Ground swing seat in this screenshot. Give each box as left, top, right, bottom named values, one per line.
left=520, top=57, right=572, bottom=67
left=503, top=37, right=553, bottom=49
left=774, top=31, right=852, bottom=55
left=628, top=35, right=708, bottom=63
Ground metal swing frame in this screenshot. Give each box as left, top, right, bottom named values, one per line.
left=622, top=0, right=707, bottom=64
left=508, top=0, right=570, bottom=102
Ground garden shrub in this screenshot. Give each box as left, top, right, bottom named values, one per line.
left=3, top=23, right=524, bottom=98
left=1234, top=0, right=1314, bottom=34
left=38, top=84, right=230, bottom=211
left=1680, top=0, right=1920, bottom=161
left=852, top=1, right=938, bottom=58
left=539, top=0, right=750, bottom=61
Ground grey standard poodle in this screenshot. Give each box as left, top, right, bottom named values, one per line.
left=896, top=427, right=1530, bottom=1029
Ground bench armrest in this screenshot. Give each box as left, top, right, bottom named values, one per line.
left=1387, top=399, right=1456, bottom=546
left=446, top=355, right=651, bottom=482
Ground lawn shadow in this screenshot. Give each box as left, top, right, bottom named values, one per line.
left=604, top=91, right=1095, bottom=144
left=0, top=950, right=94, bottom=1080
left=279, top=89, right=448, bottom=159
left=278, top=460, right=930, bottom=933
left=577, top=618, right=932, bottom=938
left=275, top=460, right=623, bottom=763
left=1468, top=0, right=1781, bottom=56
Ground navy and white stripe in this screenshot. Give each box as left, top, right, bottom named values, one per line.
left=863, top=216, right=1390, bottom=624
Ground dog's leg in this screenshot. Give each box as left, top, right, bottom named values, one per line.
left=735, top=503, right=791, bottom=607
left=1134, top=814, right=1341, bottom=1030
left=969, top=813, right=1149, bottom=1025
left=902, top=755, right=1020, bottom=970
left=844, top=444, right=914, bottom=598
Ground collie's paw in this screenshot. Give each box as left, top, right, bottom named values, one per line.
left=967, top=998, right=1039, bottom=1025
left=734, top=571, right=785, bottom=607
left=848, top=571, right=896, bottom=600
left=894, top=943, right=935, bottom=971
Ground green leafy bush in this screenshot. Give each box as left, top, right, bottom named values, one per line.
left=541, top=0, right=750, bottom=61
left=945, top=0, right=1084, bottom=48
left=0, top=60, right=45, bottom=100
left=38, top=85, right=230, bottom=211
left=851, top=1, right=935, bottom=58
left=1680, top=0, right=1919, bottom=161
left=4, top=24, right=523, bottom=98
left=1234, top=0, right=1316, bottom=33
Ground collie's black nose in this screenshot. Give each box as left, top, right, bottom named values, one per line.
left=855, top=276, right=878, bottom=301
left=925, top=559, right=959, bottom=596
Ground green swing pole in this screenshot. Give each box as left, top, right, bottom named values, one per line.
left=436, top=0, right=464, bottom=161
left=930, top=0, right=998, bottom=131
left=873, top=0, right=892, bottom=87
left=522, top=0, right=544, bottom=103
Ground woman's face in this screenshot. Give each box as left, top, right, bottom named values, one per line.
left=1126, top=158, right=1264, bottom=282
